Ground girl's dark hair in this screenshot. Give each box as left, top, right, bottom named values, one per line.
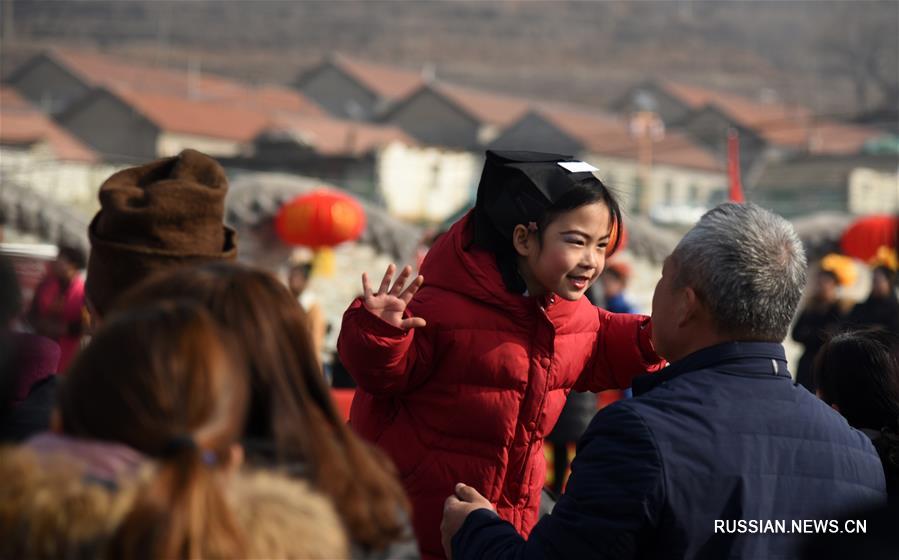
left=120, top=262, right=410, bottom=551
left=58, top=301, right=249, bottom=559
left=815, top=328, right=899, bottom=431
left=816, top=329, right=899, bottom=499
left=469, top=175, right=623, bottom=293
left=815, top=329, right=899, bottom=498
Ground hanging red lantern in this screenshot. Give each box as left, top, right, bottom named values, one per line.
left=839, top=215, right=898, bottom=262
left=275, top=189, right=366, bottom=248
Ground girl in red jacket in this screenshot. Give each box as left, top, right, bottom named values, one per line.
left=338, top=151, right=664, bottom=559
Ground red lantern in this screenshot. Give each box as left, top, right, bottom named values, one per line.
left=839, top=215, right=898, bottom=262
left=275, top=189, right=366, bottom=248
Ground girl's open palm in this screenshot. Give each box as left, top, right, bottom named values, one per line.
left=362, top=264, right=426, bottom=330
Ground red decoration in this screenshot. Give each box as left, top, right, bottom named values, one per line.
left=839, top=215, right=898, bottom=262
left=275, top=189, right=366, bottom=248
left=608, top=219, right=628, bottom=255
left=727, top=128, right=745, bottom=203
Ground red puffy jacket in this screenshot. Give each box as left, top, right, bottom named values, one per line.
left=338, top=214, right=664, bottom=559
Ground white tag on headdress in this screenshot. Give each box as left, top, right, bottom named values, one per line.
left=558, top=161, right=599, bottom=173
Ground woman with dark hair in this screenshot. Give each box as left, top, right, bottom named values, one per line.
left=0, top=301, right=347, bottom=559
left=816, top=329, right=899, bottom=501
left=119, top=262, right=416, bottom=559
left=27, top=244, right=87, bottom=371
left=846, top=265, right=899, bottom=333
left=0, top=254, right=60, bottom=443
left=791, top=256, right=855, bottom=393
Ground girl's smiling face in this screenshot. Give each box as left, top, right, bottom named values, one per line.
left=515, top=201, right=613, bottom=301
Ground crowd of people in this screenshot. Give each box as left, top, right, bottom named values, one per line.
left=0, top=147, right=896, bottom=559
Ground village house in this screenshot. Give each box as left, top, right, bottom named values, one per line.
left=381, top=81, right=531, bottom=151
left=294, top=53, right=424, bottom=121
left=5, top=49, right=322, bottom=116
left=490, top=102, right=726, bottom=223
left=612, top=80, right=887, bottom=180
left=247, top=114, right=479, bottom=223
left=752, top=154, right=899, bottom=218
left=0, top=86, right=117, bottom=217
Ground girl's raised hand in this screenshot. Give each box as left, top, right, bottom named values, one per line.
left=362, top=264, right=426, bottom=330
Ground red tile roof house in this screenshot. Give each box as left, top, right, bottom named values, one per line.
left=245, top=113, right=419, bottom=202
left=0, top=86, right=97, bottom=163
left=6, top=49, right=323, bottom=117
left=611, top=80, right=886, bottom=184
left=490, top=101, right=726, bottom=222
left=381, top=80, right=532, bottom=151
left=294, top=53, right=426, bottom=122
left=0, top=86, right=121, bottom=226
left=249, top=114, right=481, bottom=224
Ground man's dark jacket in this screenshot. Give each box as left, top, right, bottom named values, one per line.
left=453, top=342, right=887, bottom=559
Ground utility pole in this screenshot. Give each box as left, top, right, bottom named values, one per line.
left=630, top=110, right=665, bottom=215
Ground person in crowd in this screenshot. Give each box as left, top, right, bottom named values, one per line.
left=816, top=329, right=899, bottom=502
left=338, top=150, right=665, bottom=559
left=27, top=244, right=86, bottom=371
left=84, top=148, right=238, bottom=322
left=846, top=263, right=899, bottom=333
left=118, top=262, right=418, bottom=559
left=286, top=250, right=327, bottom=360
left=0, top=301, right=347, bottom=560
left=442, top=202, right=886, bottom=559
left=599, top=259, right=636, bottom=314
left=791, top=254, right=856, bottom=392
left=0, top=255, right=60, bottom=442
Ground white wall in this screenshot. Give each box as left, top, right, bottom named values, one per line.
left=377, top=142, right=480, bottom=223
left=848, top=167, right=899, bottom=215
left=0, top=145, right=120, bottom=215
left=590, top=153, right=726, bottom=222
left=157, top=132, right=248, bottom=158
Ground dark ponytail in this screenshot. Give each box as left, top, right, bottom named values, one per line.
left=58, top=302, right=250, bottom=559
left=111, top=441, right=245, bottom=559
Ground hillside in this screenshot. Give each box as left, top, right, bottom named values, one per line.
left=1, top=0, right=897, bottom=121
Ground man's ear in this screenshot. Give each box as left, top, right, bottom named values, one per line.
left=677, top=286, right=701, bottom=328
left=512, top=224, right=533, bottom=257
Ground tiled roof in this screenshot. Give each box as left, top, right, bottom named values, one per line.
left=109, top=86, right=273, bottom=142
left=43, top=49, right=322, bottom=116
left=0, top=87, right=34, bottom=111
left=804, top=120, right=886, bottom=155
left=244, top=84, right=324, bottom=116
left=330, top=53, right=425, bottom=101
left=430, top=82, right=532, bottom=127
left=534, top=103, right=723, bottom=172
left=658, top=80, right=882, bottom=152
left=263, top=114, right=415, bottom=156
left=0, top=86, right=98, bottom=162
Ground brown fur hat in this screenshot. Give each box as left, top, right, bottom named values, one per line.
left=85, top=149, right=238, bottom=316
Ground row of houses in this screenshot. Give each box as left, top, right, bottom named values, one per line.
left=2, top=49, right=897, bottom=227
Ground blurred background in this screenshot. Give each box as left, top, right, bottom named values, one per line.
left=1, top=0, right=897, bottom=373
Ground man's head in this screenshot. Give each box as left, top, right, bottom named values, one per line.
left=53, top=245, right=86, bottom=281
left=651, top=203, right=807, bottom=362
left=600, top=261, right=630, bottom=300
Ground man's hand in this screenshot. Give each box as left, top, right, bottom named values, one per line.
left=441, top=483, right=495, bottom=559
left=362, top=263, right=426, bottom=330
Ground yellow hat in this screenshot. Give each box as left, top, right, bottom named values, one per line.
left=871, top=245, right=898, bottom=272
left=820, top=253, right=857, bottom=287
